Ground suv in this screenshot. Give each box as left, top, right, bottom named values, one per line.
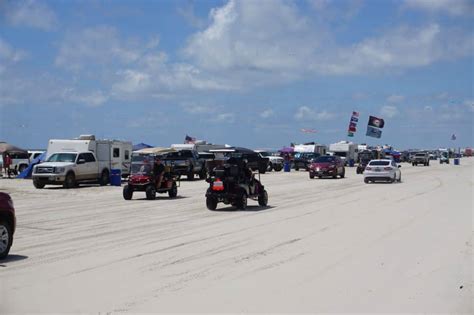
left=0, top=192, right=16, bottom=259
left=162, top=150, right=206, bottom=180
left=412, top=152, right=430, bottom=166
left=255, top=150, right=284, bottom=172
left=309, top=155, right=345, bottom=179
left=293, top=152, right=319, bottom=171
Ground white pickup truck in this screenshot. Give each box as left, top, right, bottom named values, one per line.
left=255, top=150, right=284, bottom=172
left=32, top=151, right=111, bottom=188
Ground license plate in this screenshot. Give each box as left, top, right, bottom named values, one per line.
left=375, top=168, right=381, bottom=172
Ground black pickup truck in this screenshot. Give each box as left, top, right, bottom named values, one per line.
left=162, top=150, right=206, bottom=180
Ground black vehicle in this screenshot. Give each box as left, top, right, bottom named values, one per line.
left=293, top=152, right=319, bottom=171
left=356, top=150, right=377, bottom=174
left=162, top=149, right=206, bottom=180
left=205, top=148, right=269, bottom=210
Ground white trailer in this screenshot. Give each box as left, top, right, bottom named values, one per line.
left=328, top=141, right=358, bottom=165
left=46, top=135, right=132, bottom=176
left=293, top=144, right=327, bottom=155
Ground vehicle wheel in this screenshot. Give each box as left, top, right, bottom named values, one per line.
left=412, top=162, right=415, bottom=166
left=18, top=164, right=27, bottom=174
left=340, top=169, right=345, bottom=178
left=259, top=166, right=267, bottom=174
left=364, top=178, right=370, bottom=184
left=99, top=169, right=109, bottom=186
left=168, top=183, right=178, bottom=198
left=274, top=165, right=283, bottom=172
left=309, top=173, right=315, bottom=179
left=295, top=166, right=299, bottom=171
left=267, top=163, right=274, bottom=172
left=199, top=168, right=207, bottom=180
left=187, top=171, right=194, bottom=181
left=258, top=190, right=268, bottom=207
left=206, top=196, right=218, bottom=210
left=33, top=179, right=45, bottom=189
left=398, top=174, right=402, bottom=182
left=390, top=175, right=396, bottom=183
left=332, top=173, right=337, bottom=179
left=236, top=192, right=247, bottom=210
left=427, top=162, right=430, bottom=166
left=63, top=172, right=76, bottom=189
left=318, top=175, right=322, bottom=179
left=0, top=220, right=12, bottom=259
left=146, top=185, right=156, bottom=200
left=123, top=185, right=133, bottom=200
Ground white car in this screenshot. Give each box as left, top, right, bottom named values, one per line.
left=364, top=159, right=401, bottom=183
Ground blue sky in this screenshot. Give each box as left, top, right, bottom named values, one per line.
left=0, top=0, right=473, bottom=150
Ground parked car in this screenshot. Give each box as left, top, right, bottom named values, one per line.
left=309, top=155, right=345, bottom=179
left=293, top=152, right=320, bottom=171
left=0, top=192, right=16, bottom=259
left=9, top=151, right=30, bottom=175
left=364, top=159, right=401, bottom=183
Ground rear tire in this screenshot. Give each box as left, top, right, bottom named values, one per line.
left=123, top=185, right=133, bottom=200
left=187, top=171, right=194, bottom=181
left=258, top=190, right=268, bottom=207
left=64, top=172, right=76, bottom=189
left=99, top=169, right=109, bottom=186
left=236, top=192, right=247, bottom=210
left=274, top=165, right=283, bottom=172
left=268, top=163, right=274, bottom=172
left=0, top=220, right=12, bottom=259
left=340, top=169, right=345, bottom=178
left=206, top=197, right=217, bottom=210
left=146, top=185, right=156, bottom=200
left=309, top=173, right=315, bottom=179
left=398, top=174, right=402, bottom=182
left=364, top=178, right=370, bottom=184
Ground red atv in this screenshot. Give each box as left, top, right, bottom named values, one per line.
left=123, top=155, right=178, bottom=200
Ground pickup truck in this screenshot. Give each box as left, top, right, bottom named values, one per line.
left=412, top=152, right=430, bottom=166
left=162, top=150, right=206, bottom=180
left=255, top=150, right=284, bottom=172
left=32, top=151, right=111, bottom=188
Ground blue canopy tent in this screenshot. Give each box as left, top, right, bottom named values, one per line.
left=17, top=152, right=47, bottom=179
left=133, top=143, right=153, bottom=151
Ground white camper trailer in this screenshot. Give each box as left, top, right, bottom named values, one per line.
left=328, top=141, right=358, bottom=165
left=293, top=144, right=327, bottom=155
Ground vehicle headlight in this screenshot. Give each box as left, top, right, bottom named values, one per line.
left=54, top=167, right=65, bottom=174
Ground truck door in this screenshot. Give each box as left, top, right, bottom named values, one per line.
left=76, top=153, right=89, bottom=180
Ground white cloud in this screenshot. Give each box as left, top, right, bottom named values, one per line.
left=214, top=112, right=235, bottom=123
left=0, top=37, right=27, bottom=72
left=387, top=94, right=405, bottom=103
left=380, top=105, right=399, bottom=118
left=260, top=109, right=274, bottom=119
left=294, top=106, right=335, bottom=121
left=404, top=0, right=474, bottom=17
left=3, top=0, right=58, bottom=31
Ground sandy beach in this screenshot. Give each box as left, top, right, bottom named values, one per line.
left=0, top=160, right=472, bottom=313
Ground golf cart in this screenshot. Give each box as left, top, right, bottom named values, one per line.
left=205, top=147, right=269, bottom=210
left=123, top=147, right=179, bottom=200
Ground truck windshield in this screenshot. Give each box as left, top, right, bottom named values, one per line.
left=47, top=153, right=77, bottom=162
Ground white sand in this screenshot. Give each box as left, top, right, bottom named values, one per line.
left=0, top=159, right=472, bottom=313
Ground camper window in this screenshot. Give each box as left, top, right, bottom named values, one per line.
left=113, top=148, right=120, bottom=158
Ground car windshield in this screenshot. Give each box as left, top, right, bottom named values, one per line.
left=295, top=153, right=316, bottom=159
left=131, top=162, right=153, bottom=175
left=47, top=153, right=77, bottom=162
left=314, top=156, right=335, bottom=163
left=369, top=161, right=390, bottom=166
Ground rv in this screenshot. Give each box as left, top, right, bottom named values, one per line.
left=328, top=141, right=358, bottom=165
left=293, top=144, right=327, bottom=155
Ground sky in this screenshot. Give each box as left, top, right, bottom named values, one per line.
left=0, top=0, right=473, bottom=150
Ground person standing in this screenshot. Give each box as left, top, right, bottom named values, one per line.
left=4, top=153, right=12, bottom=178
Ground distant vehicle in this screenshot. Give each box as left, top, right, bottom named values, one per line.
left=32, top=135, right=132, bottom=188
left=28, top=150, right=45, bottom=162
left=254, top=150, right=284, bottom=172
left=309, top=155, right=345, bottom=179
left=412, top=152, right=430, bottom=166
left=205, top=147, right=268, bottom=210
left=293, top=144, right=327, bottom=156
left=123, top=149, right=179, bottom=200
left=162, top=149, right=206, bottom=180
left=9, top=151, right=30, bottom=175
left=439, top=150, right=450, bottom=164
left=293, top=152, right=319, bottom=171
left=328, top=141, right=358, bottom=165
left=364, top=159, right=401, bottom=183
left=0, top=192, right=15, bottom=259
left=429, top=153, right=437, bottom=160
left=357, top=150, right=377, bottom=174
left=464, top=148, right=472, bottom=157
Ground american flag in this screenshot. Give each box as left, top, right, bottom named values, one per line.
left=185, top=134, right=196, bottom=144
left=301, top=128, right=317, bottom=134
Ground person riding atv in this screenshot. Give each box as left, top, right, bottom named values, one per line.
left=205, top=148, right=268, bottom=210
left=123, top=148, right=179, bottom=200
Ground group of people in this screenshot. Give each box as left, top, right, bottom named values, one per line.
left=1, top=153, right=13, bottom=178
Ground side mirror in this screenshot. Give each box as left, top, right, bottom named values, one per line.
left=77, top=159, right=86, bottom=164
left=398, top=165, right=401, bottom=168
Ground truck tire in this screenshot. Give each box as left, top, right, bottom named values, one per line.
left=258, top=190, right=268, bottom=207
left=168, top=183, right=178, bottom=198
left=206, top=196, right=218, bottom=210
left=123, top=185, right=133, bottom=200
left=0, top=220, right=13, bottom=259
left=274, top=165, right=283, bottom=172
left=99, top=169, right=109, bottom=186
left=146, top=186, right=156, bottom=200
left=33, top=179, right=45, bottom=189
left=64, top=172, right=76, bottom=189
left=267, top=163, right=274, bottom=172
